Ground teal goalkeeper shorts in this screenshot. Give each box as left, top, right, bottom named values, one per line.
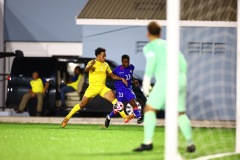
left=146, top=82, right=186, bottom=112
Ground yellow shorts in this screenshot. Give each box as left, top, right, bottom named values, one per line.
left=84, top=85, right=111, bottom=98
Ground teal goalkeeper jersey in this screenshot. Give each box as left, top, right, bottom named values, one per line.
left=143, top=39, right=187, bottom=87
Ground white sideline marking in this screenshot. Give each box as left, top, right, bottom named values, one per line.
left=0, top=116, right=236, bottom=128
left=192, top=152, right=239, bottom=160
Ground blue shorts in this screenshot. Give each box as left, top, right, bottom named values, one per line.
left=116, top=88, right=136, bottom=103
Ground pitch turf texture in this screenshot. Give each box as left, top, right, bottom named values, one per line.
left=0, top=123, right=239, bottom=160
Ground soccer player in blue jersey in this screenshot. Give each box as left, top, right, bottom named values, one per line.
left=105, top=54, right=143, bottom=128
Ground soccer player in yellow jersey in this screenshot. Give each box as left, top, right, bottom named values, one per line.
left=61, top=47, right=128, bottom=127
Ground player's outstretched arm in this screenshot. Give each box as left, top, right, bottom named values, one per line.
left=108, top=73, right=128, bottom=86
left=85, top=60, right=96, bottom=72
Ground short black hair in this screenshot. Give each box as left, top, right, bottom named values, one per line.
left=95, top=47, right=106, bottom=56
left=75, top=66, right=81, bottom=72
left=148, top=21, right=161, bottom=36
left=121, top=54, right=130, bottom=61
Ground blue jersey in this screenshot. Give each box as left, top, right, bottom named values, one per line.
left=113, top=64, right=135, bottom=90
left=70, top=74, right=80, bottom=82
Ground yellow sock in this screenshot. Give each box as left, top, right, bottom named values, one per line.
left=111, top=99, right=118, bottom=105
left=119, top=110, right=127, bottom=119
left=66, top=104, right=81, bottom=119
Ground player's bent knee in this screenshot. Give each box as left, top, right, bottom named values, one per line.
left=79, top=97, right=90, bottom=108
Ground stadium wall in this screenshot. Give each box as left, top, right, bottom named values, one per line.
left=4, top=0, right=88, bottom=42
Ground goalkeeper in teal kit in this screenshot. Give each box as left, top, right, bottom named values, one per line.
left=134, top=21, right=196, bottom=152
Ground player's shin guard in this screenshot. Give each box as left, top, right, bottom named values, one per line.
left=143, top=111, right=156, bottom=144
left=66, top=104, right=81, bottom=119
left=178, top=114, right=193, bottom=145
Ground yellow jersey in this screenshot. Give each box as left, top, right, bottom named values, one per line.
left=67, top=74, right=82, bottom=91
left=30, top=78, right=44, bottom=93
left=87, top=60, right=112, bottom=86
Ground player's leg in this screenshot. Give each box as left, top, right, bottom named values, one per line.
left=134, top=83, right=165, bottom=152
left=108, top=91, right=124, bottom=118
left=101, top=87, right=128, bottom=120
left=61, top=86, right=97, bottom=128
left=61, top=96, right=91, bottom=128
left=124, top=88, right=142, bottom=123
left=107, top=109, right=118, bottom=119
left=104, top=90, right=125, bottom=128
left=67, top=96, right=91, bottom=119
left=178, top=88, right=195, bottom=152
left=128, top=99, right=143, bottom=124
left=134, top=105, right=156, bottom=151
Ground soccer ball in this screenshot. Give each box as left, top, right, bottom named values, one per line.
left=113, top=101, right=124, bottom=112
left=125, top=101, right=142, bottom=115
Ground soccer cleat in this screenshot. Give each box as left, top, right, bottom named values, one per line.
left=124, top=114, right=135, bottom=123
left=186, top=144, right=196, bottom=153
left=105, top=115, right=111, bottom=128
left=137, top=117, right=143, bottom=124
left=133, top=143, right=153, bottom=152
left=61, top=118, right=69, bottom=128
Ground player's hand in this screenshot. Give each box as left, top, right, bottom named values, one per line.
left=31, top=92, right=36, bottom=97
left=121, top=78, right=128, bottom=86
left=133, top=79, right=139, bottom=86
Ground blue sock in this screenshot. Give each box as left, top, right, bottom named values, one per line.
left=133, top=109, right=141, bottom=118
left=109, top=110, right=116, bottom=118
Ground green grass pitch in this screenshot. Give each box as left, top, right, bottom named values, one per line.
left=0, top=123, right=239, bottom=160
